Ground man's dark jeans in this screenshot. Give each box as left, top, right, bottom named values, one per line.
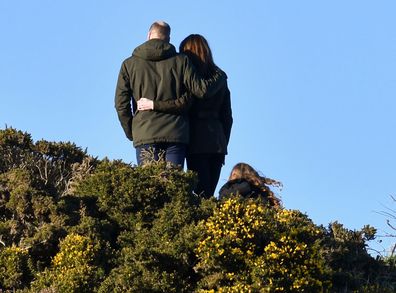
left=135, top=143, right=186, bottom=168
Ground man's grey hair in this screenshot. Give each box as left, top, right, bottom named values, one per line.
left=149, top=21, right=171, bottom=41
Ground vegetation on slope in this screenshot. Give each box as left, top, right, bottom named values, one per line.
left=1, top=128, right=396, bottom=292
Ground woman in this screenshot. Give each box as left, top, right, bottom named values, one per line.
left=219, top=163, right=282, bottom=208
left=138, top=34, right=232, bottom=198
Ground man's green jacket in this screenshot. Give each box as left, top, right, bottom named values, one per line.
left=115, top=38, right=225, bottom=147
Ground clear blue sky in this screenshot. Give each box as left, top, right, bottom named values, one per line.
left=1, top=1, right=395, bottom=255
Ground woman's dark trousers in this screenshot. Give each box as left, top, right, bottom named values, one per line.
left=186, top=154, right=224, bottom=198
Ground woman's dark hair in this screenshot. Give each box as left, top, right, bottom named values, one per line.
left=229, top=162, right=283, bottom=208
left=179, top=34, right=217, bottom=78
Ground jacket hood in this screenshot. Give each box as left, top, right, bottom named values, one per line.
left=132, top=39, right=177, bottom=61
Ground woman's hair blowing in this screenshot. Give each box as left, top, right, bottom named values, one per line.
left=229, top=162, right=282, bottom=207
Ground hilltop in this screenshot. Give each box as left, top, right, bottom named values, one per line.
left=1, top=127, right=396, bottom=292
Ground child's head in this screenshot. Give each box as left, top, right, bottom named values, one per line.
left=229, top=162, right=260, bottom=181
left=229, top=162, right=282, bottom=207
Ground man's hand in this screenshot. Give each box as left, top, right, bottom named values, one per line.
left=137, top=98, right=154, bottom=111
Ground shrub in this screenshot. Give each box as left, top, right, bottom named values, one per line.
left=0, top=245, right=30, bottom=289
left=31, top=233, right=103, bottom=293
left=94, top=161, right=206, bottom=292
left=0, top=127, right=95, bottom=198
left=195, top=196, right=332, bottom=292
left=323, top=222, right=396, bottom=292
left=1, top=128, right=396, bottom=292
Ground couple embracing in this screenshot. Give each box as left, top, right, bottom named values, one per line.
left=115, top=21, right=233, bottom=198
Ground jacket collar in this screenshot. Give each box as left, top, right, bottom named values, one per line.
left=132, top=39, right=177, bottom=61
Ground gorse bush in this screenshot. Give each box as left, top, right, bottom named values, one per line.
left=195, top=197, right=331, bottom=292
left=1, top=127, right=396, bottom=292
left=0, top=245, right=29, bottom=289
left=31, top=233, right=104, bottom=293
left=0, top=128, right=99, bottom=291
left=87, top=160, right=209, bottom=292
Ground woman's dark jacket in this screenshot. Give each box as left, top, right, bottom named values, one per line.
left=153, top=67, right=233, bottom=155
left=187, top=78, right=232, bottom=155
left=114, top=39, right=226, bottom=147
left=219, top=179, right=269, bottom=202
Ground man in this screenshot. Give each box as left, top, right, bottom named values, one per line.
left=115, top=21, right=225, bottom=167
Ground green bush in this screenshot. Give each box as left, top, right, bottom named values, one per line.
left=1, top=127, right=396, bottom=292
left=322, top=222, right=396, bottom=292
left=0, top=245, right=30, bottom=289
left=92, top=161, right=206, bottom=292
left=194, top=196, right=332, bottom=292
left=30, top=233, right=103, bottom=293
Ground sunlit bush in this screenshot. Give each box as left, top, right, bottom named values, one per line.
left=1, top=127, right=396, bottom=292
left=90, top=161, right=207, bottom=292
left=195, top=196, right=332, bottom=292
left=0, top=245, right=29, bottom=290
left=31, top=233, right=103, bottom=293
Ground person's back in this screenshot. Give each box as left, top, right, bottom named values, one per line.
left=218, top=163, right=282, bottom=208
left=121, top=38, right=190, bottom=147
left=115, top=22, right=226, bottom=167
left=188, top=83, right=232, bottom=154
left=178, top=34, right=233, bottom=198
left=218, top=178, right=268, bottom=200
left=186, top=68, right=232, bottom=198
